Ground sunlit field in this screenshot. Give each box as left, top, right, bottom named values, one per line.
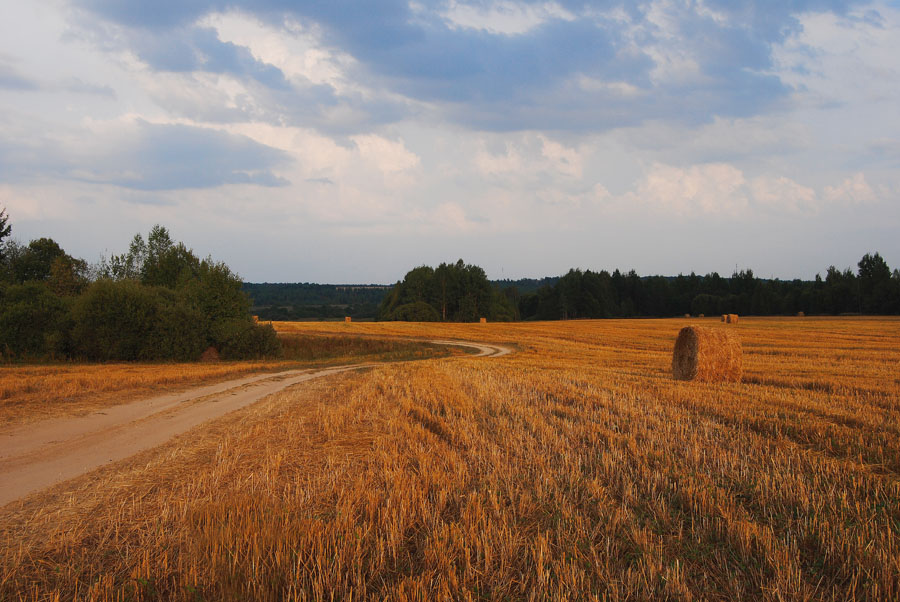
left=2, top=317, right=899, bottom=600
left=0, top=334, right=451, bottom=426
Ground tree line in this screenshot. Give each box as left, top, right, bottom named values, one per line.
left=378, top=254, right=899, bottom=322
left=0, top=208, right=278, bottom=361
left=242, top=282, right=389, bottom=321
left=378, top=260, right=518, bottom=321
left=512, top=253, right=900, bottom=320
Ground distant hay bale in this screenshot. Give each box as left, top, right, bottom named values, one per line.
left=672, top=326, right=742, bottom=383
left=797, top=311, right=805, bottom=317
left=479, top=317, right=487, bottom=323
left=684, top=313, right=691, bottom=318
left=728, top=314, right=739, bottom=324
left=721, top=314, right=728, bottom=322
left=199, top=346, right=220, bottom=362
left=698, top=313, right=705, bottom=318
left=252, top=315, right=259, bottom=324
left=345, top=316, right=352, bottom=323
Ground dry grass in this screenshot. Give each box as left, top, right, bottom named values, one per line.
left=2, top=316, right=899, bottom=600
left=0, top=335, right=449, bottom=426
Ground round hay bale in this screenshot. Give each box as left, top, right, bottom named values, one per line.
left=672, top=326, right=742, bottom=382
left=698, top=313, right=705, bottom=318
left=684, top=313, right=691, bottom=318
left=728, top=314, right=739, bottom=324
left=200, top=346, right=220, bottom=362
left=721, top=314, right=728, bottom=322
left=797, top=311, right=805, bottom=317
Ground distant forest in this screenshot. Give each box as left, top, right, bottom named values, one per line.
left=512, top=254, right=899, bottom=320
left=246, top=253, right=900, bottom=321
left=243, top=283, right=391, bottom=321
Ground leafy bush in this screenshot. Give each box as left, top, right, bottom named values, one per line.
left=71, top=280, right=163, bottom=361
left=211, top=319, right=281, bottom=360
left=147, top=298, right=208, bottom=361
left=0, top=282, right=69, bottom=359
left=387, top=301, right=441, bottom=322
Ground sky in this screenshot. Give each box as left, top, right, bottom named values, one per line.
left=1, top=0, right=899, bottom=283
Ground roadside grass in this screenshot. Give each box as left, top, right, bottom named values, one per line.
left=0, top=333, right=451, bottom=426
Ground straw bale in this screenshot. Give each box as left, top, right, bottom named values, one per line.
left=199, top=346, right=220, bottom=362
left=345, top=316, right=352, bottom=323
left=797, top=311, right=805, bottom=317
left=252, top=315, right=259, bottom=324
left=727, top=314, right=739, bottom=324
left=721, top=315, right=728, bottom=322
left=479, top=317, right=487, bottom=323
left=698, top=314, right=705, bottom=318
left=684, top=313, right=691, bottom=318
left=672, top=326, right=742, bottom=382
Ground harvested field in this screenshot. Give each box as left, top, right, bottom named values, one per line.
left=0, top=335, right=450, bottom=426
left=2, top=317, right=899, bottom=600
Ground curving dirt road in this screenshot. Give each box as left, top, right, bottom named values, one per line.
left=0, top=339, right=511, bottom=507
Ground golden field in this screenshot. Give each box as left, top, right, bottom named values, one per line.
left=0, top=334, right=450, bottom=426
left=2, top=317, right=899, bottom=600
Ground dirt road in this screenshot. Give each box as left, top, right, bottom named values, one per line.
left=0, top=340, right=511, bottom=508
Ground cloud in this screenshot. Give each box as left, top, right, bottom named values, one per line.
left=750, top=176, right=817, bottom=213
left=0, top=119, right=291, bottom=190
left=352, top=134, right=420, bottom=174
left=823, top=172, right=879, bottom=204
left=68, top=0, right=864, bottom=133
left=631, top=162, right=749, bottom=216
left=0, top=60, right=38, bottom=90
left=474, top=134, right=582, bottom=179
left=627, top=163, right=888, bottom=217
left=61, top=77, right=117, bottom=98
left=83, top=120, right=292, bottom=190
left=439, top=1, right=576, bottom=36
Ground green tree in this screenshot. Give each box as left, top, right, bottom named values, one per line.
left=0, top=282, right=69, bottom=358
left=387, top=301, right=440, bottom=322
left=857, top=252, right=894, bottom=314
left=71, top=280, right=163, bottom=361
left=100, top=233, right=147, bottom=280
left=48, top=255, right=89, bottom=296
left=378, top=259, right=505, bottom=322
left=179, top=258, right=252, bottom=340
left=0, top=206, right=11, bottom=263
left=11, top=238, right=67, bottom=283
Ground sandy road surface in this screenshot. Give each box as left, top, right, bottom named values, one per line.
left=0, top=340, right=510, bottom=507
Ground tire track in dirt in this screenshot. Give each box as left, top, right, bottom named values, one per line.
left=0, top=340, right=511, bottom=507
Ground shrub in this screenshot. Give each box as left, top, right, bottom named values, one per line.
left=71, top=280, right=163, bottom=361
left=146, top=299, right=208, bottom=361
left=387, top=302, right=441, bottom=322
left=0, top=282, right=69, bottom=359
left=211, top=319, right=281, bottom=360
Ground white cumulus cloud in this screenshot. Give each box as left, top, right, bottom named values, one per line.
left=632, top=162, right=748, bottom=215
